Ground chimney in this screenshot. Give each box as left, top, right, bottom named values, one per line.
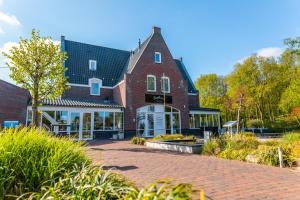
left=61, top=35, right=65, bottom=52
left=138, top=38, right=141, bottom=49
left=152, top=26, right=161, bottom=34
left=180, top=57, right=183, bottom=62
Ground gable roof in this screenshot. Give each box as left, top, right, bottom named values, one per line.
left=63, top=29, right=198, bottom=93
left=126, top=35, right=152, bottom=73
left=174, top=59, right=198, bottom=93
left=64, top=40, right=130, bottom=87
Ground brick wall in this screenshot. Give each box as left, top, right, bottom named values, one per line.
left=124, top=29, right=190, bottom=131
left=113, top=80, right=126, bottom=107
left=0, top=80, right=30, bottom=126
left=63, top=86, right=113, bottom=102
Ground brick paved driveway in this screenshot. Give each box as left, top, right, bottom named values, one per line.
left=87, top=140, right=300, bottom=200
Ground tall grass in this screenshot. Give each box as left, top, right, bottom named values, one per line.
left=22, top=164, right=136, bottom=200
left=282, top=132, right=300, bottom=142
left=0, top=127, right=88, bottom=197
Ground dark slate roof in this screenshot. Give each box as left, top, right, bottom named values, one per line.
left=41, top=98, right=122, bottom=108
left=174, top=59, right=198, bottom=93
left=190, top=107, right=220, bottom=112
left=64, top=40, right=130, bottom=87
left=63, top=36, right=198, bottom=93
left=126, top=35, right=152, bottom=73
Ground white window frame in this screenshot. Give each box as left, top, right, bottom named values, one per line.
left=89, top=60, right=97, bottom=71
left=147, top=75, right=156, bottom=92
left=154, top=52, right=161, bottom=63
left=89, top=78, right=102, bottom=96
left=161, top=76, right=170, bottom=93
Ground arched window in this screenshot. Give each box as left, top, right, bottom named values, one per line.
left=161, top=76, right=170, bottom=93
left=147, top=75, right=156, bottom=92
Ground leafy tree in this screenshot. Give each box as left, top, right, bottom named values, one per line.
left=195, top=74, right=231, bottom=120
left=2, top=29, right=68, bottom=126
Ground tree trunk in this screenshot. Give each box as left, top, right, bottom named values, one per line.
left=237, top=93, right=244, bottom=134
left=32, top=88, right=39, bottom=126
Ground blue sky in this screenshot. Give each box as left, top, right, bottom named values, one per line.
left=1, top=0, right=300, bottom=84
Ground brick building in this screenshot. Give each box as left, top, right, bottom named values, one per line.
left=24, top=27, right=220, bottom=139
left=0, top=80, right=30, bottom=127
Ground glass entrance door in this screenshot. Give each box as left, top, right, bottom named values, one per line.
left=81, top=112, right=93, bottom=140
left=136, top=105, right=181, bottom=137
left=70, top=112, right=80, bottom=139
left=165, top=113, right=171, bottom=134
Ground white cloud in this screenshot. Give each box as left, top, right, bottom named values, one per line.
left=0, top=41, right=18, bottom=55
left=0, top=11, right=21, bottom=27
left=256, top=47, right=283, bottom=58
left=0, top=27, right=4, bottom=35
left=237, top=47, right=283, bottom=64
left=0, top=41, right=18, bottom=84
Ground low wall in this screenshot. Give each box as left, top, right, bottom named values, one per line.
left=146, top=141, right=202, bottom=154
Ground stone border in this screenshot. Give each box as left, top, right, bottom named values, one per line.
left=145, top=140, right=203, bottom=154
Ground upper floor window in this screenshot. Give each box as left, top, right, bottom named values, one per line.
left=154, top=52, right=161, bottom=63
left=147, top=75, right=156, bottom=92
left=161, top=76, right=170, bottom=93
left=89, top=60, right=97, bottom=71
left=89, top=78, right=102, bottom=95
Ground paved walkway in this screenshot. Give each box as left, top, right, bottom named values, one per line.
left=87, top=140, right=300, bottom=200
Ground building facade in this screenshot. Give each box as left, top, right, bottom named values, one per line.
left=24, top=27, right=221, bottom=139
left=0, top=80, right=30, bottom=127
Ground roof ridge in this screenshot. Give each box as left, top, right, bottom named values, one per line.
left=65, top=39, right=130, bottom=54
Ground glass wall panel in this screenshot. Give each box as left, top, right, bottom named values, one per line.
left=115, top=112, right=123, bottom=130
left=94, top=112, right=104, bottom=130
left=45, top=111, right=55, bottom=119
left=56, top=111, right=68, bottom=131
left=213, top=114, right=218, bottom=127
left=189, top=114, right=194, bottom=128
left=70, top=112, right=80, bottom=139
left=194, top=114, right=200, bottom=128
left=105, top=112, right=114, bottom=130
left=137, top=112, right=146, bottom=135
left=82, top=113, right=91, bottom=139
left=147, top=113, right=154, bottom=136
left=56, top=111, right=68, bottom=124
left=200, top=114, right=206, bottom=127
left=207, top=115, right=213, bottom=127
left=172, top=113, right=180, bottom=133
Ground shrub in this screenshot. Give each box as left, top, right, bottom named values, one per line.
left=263, top=140, right=280, bottom=146
left=0, top=127, right=88, bottom=197
left=131, top=137, right=146, bottom=145
left=152, top=134, right=194, bottom=141
left=247, top=119, right=263, bottom=128
left=225, top=133, right=259, bottom=150
left=202, top=139, right=220, bottom=156
left=255, top=145, right=296, bottom=167
left=282, top=132, right=300, bottom=142
left=291, top=141, right=300, bottom=158
left=219, top=149, right=250, bottom=161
